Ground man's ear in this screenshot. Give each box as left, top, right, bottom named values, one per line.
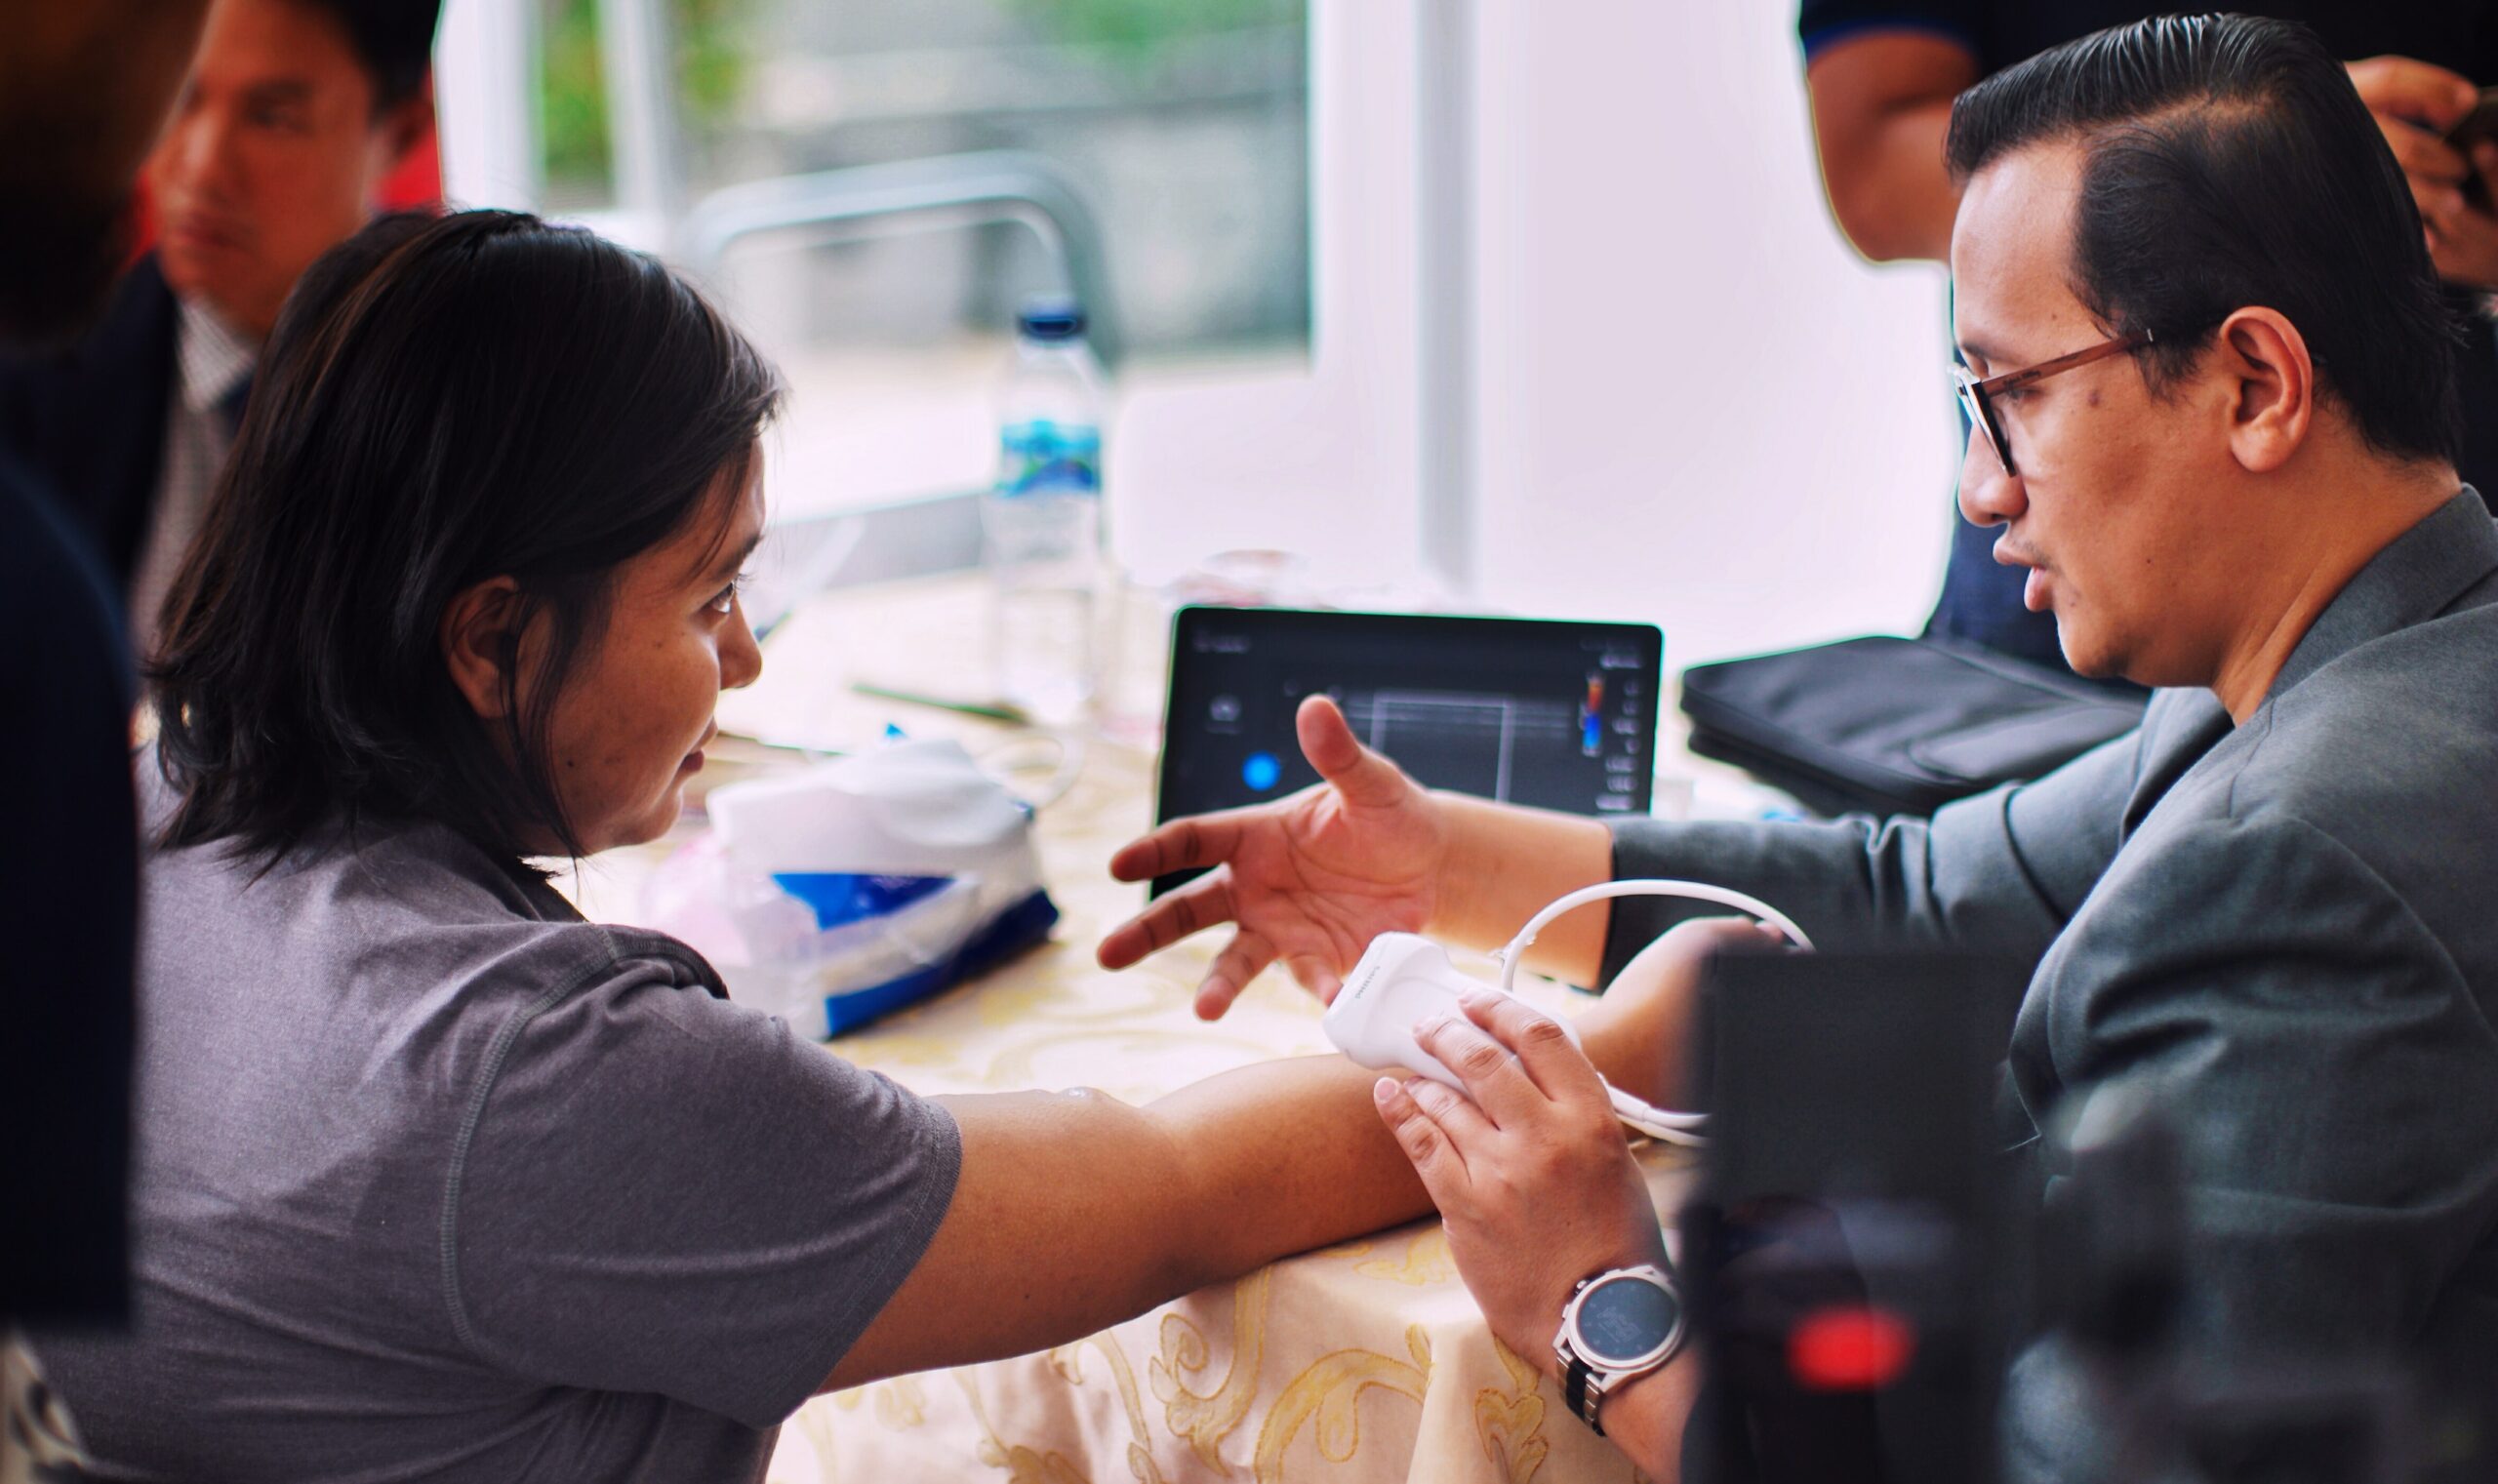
left=440, top=576, right=525, bottom=721
left=2215, top=306, right=2316, bottom=475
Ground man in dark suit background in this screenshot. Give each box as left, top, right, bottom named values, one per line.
left=0, top=0, right=436, bottom=657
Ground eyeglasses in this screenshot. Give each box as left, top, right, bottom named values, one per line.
left=1951, top=328, right=2154, bottom=478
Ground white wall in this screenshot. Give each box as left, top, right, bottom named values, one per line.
left=1108, top=0, right=1428, bottom=594
left=1466, top=3, right=1958, bottom=666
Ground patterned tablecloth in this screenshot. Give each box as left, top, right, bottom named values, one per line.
left=562, top=578, right=1720, bottom=1484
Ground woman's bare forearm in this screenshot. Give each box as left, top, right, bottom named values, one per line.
left=826, top=985, right=1685, bottom=1393
left=826, top=1056, right=1427, bottom=1390
left=1149, top=1054, right=1430, bottom=1285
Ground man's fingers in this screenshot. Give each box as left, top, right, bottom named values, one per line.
left=2424, top=182, right=2498, bottom=246
left=1415, top=1011, right=1544, bottom=1127
left=2350, top=55, right=2479, bottom=130
left=1374, top=1077, right=1470, bottom=1189
left=1280, top=952, right=1347, bottom=1005
left=1106, top=812, right=1250, bottom=884
left=1458, top=989, right=1609, bottom=1108
left=2380, top=115, right=2471, bottom=190
left=1196, top=927, right=1278, bottom=1020
left=1402, top=1073, right=1496, bottom=1153
left=2426, top=197, right=2498, bottom=290
left=1096, top=873, right=1238, bottom=971
left=1295, top=694, right=1415, bottom=810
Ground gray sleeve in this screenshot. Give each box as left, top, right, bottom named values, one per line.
left=1596, top=723, right=2146, bottom=985
left=443, top=958, right=961, bottom=1429
left=2023, top=817, right=2498, bottom=1369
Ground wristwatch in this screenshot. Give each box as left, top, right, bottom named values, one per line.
left=1553, top=1263, right=1686, bottom=1436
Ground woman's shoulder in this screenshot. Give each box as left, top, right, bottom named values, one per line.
left=142, top=798, right=728, bottom=1034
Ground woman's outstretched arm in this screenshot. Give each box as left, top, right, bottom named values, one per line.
left=820, top=955, right=1689, bottom=1391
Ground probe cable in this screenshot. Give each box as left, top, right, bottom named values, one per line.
left=1490, top=880, right=1815, bottom=1148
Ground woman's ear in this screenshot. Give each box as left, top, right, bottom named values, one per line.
left=440, top=576, right=525, bottom=720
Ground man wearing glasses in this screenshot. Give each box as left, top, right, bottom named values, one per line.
left=1803, top=0, right=2498, bottom=676
left=1103, top=15, right=2498, bottom=1476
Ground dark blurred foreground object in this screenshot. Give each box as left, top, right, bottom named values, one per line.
left=1678, top=636, right=2145, bottom=818
left=0, top=0, right=217, bottom=1324
left=1681, top=951, right=2025, bottom=1484
left=0, top=258, right=182, bottom=593
left=0, top=457, right=137, bottom=1325
left=1680, top=950, right=2487, bottom=1484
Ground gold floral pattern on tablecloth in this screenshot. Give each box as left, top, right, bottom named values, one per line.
left=1253, top=1327, right=1433, bottom=1481
left=1351, top=1231, right=1456, bottom=1288
left=1151, top=1267, right=1269, bottom=1473
left=1472, top=1340, right=1551, bottom=1484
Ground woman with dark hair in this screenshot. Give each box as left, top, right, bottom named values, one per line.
left=23, top=209, right=1700, bottom=1480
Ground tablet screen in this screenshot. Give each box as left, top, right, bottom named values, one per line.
left=1153, top=606, right=1663, bottom=895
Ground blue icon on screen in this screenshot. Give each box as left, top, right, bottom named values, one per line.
left=1242, top=751, right=1282, bottom=791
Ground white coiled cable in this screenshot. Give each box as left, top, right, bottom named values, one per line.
left=1491, top=880, right=1814, bottom=1148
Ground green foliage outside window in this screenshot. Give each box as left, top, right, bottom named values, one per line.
left=539, top=0, right=1301, bottom=194
left=541, top=0, right=751, bottom=193
left=998, top=0, right=1301, bottom=55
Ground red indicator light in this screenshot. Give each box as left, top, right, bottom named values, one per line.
left=1788, top=1304, right=1918, bottom=1391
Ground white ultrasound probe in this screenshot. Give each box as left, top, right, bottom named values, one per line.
left=1322, top=880, right=1813, bottom=1148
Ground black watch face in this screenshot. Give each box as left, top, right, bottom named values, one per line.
left=1580, top=1273, right=1680, bottom=1367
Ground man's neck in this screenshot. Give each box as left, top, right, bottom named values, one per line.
left=2206, top=456, right=2460, bottom=723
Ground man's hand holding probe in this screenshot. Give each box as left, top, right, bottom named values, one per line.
left=1372, top=961, right=1735, bottom=1476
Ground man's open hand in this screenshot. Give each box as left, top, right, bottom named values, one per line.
left=1097, top=695, right=1451, bottom=1020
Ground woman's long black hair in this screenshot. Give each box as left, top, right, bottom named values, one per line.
left=151, top=209, right=783, bottom=863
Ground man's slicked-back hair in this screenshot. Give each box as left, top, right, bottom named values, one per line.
left=298, top=0, right=442, bottom=112
left=151, top=210, right=783, bottom=866
left=1947, top=14, right=2460, bottom=466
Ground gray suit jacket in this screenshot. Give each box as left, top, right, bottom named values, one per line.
left=1612, top=488, right=2498, bottom=1427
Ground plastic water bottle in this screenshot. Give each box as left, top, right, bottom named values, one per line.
left=985, top=297, right=1110, bottom=724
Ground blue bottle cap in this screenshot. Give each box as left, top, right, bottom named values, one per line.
left=1017, top=296, right=1087, bottom=341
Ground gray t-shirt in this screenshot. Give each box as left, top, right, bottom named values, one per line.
left=32, top=793, right=961, bottom=1482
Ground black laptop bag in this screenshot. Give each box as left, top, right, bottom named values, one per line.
left=1678, top=635, right=2148, bottom=818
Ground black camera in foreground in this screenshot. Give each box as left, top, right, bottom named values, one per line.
left=1679, top=951, right=2483, bottom=1484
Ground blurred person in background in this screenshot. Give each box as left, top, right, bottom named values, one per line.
left=0, top=0, right=437, bottom=660
left=1800, top=0, right=2498, bottom=673
left=0, top=0, right=213, bottom=1475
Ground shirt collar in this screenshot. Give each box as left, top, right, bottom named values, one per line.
left=176, top=297, right=258, bottom=415
left=2266, top=483, right=2498, bottom=703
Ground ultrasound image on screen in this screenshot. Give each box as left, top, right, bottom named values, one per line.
left=1153, top=608, right=1662, bottom=895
